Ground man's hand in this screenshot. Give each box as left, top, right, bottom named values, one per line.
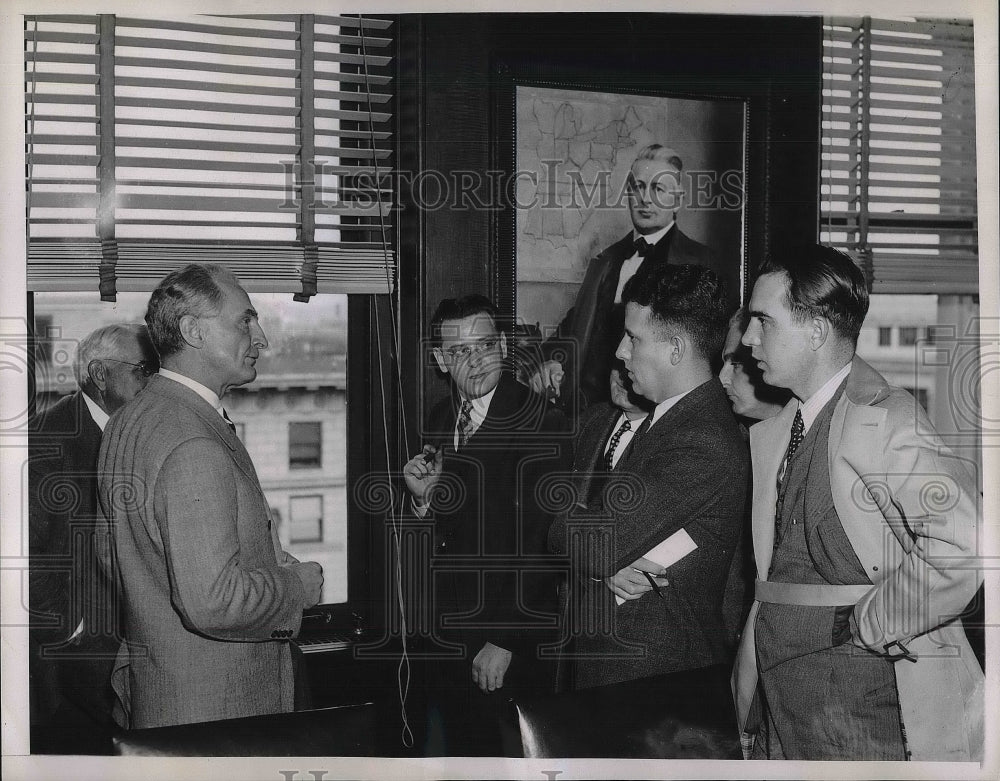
left=529, top=359, right=564, bottom=399
left=290, top=561, right=324, bottom=607
left=471, top=641, right=513, bottom=693
left=403, top=445, right=443, bottom=508
left=604, top=556, right=668, bottom=600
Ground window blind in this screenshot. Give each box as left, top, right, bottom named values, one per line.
left=25, top=14, right=395, bottom=300
left=820, top=17, right=977, bottom=294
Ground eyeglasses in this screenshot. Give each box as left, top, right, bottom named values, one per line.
left=442, top=337, right=500, bottom=362
left=101, top=358, right=159, bottom=378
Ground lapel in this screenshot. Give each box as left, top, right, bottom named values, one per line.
left=749, top=399, right=797, bottom=577
left=151, top=375, right=260, bottom=486
left=575, top=405, right=620, bottom=506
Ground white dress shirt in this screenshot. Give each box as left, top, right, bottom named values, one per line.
left=614, top=223, right=676, bottom=303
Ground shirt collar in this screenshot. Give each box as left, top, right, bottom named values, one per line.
left=81, top=392, right=109, bottom=431
left=159, top=367, right=223, bottom=413
left=798, top=361, right=852, bottom=433
left=649, top=384, right=691, bottom=426
left=632, top=223, right=674, bottom=249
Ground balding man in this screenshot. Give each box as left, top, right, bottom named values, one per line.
left=29, top=323, right=157, bottom=754
left=97, top=264, right=323, bottom=729
left=532, top=144, right=723, bottom=412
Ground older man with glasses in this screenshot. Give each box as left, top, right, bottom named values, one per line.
left=28, top=323, right=157, bottom=754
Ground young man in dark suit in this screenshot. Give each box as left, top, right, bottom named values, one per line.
left=28, top=323, right=157, bottom=754
left=549, top=263, right=748, bottom=689
left=532, top=144, right=728, bottom=413
left=403, top=294, right=569, bottom=756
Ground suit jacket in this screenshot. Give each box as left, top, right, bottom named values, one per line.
left=543, top=227, right=718, bottom=410
left=28, top=391, right=118, bottom=728
left=97, top=374, right=308, bottom=729
left=549, top=379, right=749, bottom=688
left=732, top=357, right=983, bottom=761
left=423, top=373, right=570, bottom=675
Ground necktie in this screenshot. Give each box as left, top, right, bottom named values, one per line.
left=456, top=399, right=474, bottom=449
left=221, top=408, right=238, bottom=435
left=773, top=409, right=804, bottom=546
left=604, top=418, right=632, bottom=471
left=634, top=237, right=651, bottom=258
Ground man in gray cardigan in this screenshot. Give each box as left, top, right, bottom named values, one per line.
left=97, top=264, right=323, bottom=729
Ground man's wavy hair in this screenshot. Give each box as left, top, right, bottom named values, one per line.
left=756, top=245, right=870, bottom=346
left=145, top=263, right=237, bottom=359
left=429, top=294, right=500, bottom=347
left=621, top=263, right=729, bottom=360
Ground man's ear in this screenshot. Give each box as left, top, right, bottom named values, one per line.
left=178, top=314, right=204, bottom=349
left=669, top=334, right=685, bottom=366
left=499, top=331, right=507, bottom=359
left=87, top=359, right=108, bottom=391
left=810, top=317, right=831, bottom=351
left=432, top=347, right=449, bottom=375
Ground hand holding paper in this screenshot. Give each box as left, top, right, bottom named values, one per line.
left=611, top=529, right=698, bottom=606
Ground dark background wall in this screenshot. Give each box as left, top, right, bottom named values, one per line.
left=393, top=12, right=823, bottom=423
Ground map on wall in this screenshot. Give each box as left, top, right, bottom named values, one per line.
left=515, top=85, right=746, bottom=332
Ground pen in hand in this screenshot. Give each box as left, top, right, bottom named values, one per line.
left=639, top=569, right=664, bottom=599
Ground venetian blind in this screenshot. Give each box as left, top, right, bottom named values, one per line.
left=25, top=14, right=395, bottom=300
left=820, top=17, right=978, bottom=294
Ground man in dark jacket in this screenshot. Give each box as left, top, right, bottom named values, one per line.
left=532, top=144, right=729, bottom=413
left=403, top=294, right=569, bottom=755
left=28, top=323, right=156, bottom=754
left=549, top=264, right=748, bottom=688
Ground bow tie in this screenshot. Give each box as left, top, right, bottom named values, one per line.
left=634, top=237, right=652, bottom=258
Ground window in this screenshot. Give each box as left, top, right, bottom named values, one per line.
left=289, top=495, right=323, bottom=543
left=289, top=421, right=322, bottom=469
left=25, top=14, right=389, bottom=615
left=878, top=326, right=892, bottom=346
left=820, top=17, right=977, bottom=294
left=25, top=14, right=395, bottom=298
left=898, top=326, right=918, bottom=346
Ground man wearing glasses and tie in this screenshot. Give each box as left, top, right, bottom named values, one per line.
left=28, top=323, right=157, bottom=753
left=531, top=143, right=724, bottom=414
left=403, top=294, right=570, bottom=756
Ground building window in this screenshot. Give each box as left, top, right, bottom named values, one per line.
left=289, top=422, right=322, bottom=469
left=878, top=327, right=892, bottom=346
left=898, top=327, right=918, bottom=347
left=289, top=495, right=323, bottom=543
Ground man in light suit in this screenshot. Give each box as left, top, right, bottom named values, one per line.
left=732, top=245, right=983, bottom=760
left=97, top=263, right=323, bottom=729
left=549, top=263, right=748, bottom=688
left=403, top=294, right=569, bottom=755
left=532, top=144, right=727, bottom=412
left=29, top=323, right=156, bottom=753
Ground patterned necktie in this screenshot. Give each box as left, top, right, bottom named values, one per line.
left=456, top=399, right=474, bottom=449
left=773, top=409, right=804, bottom=545
left=604, top=418, right=632, bottom=471
left=221, top=408, right=238, bottom=435
left=634, top=237, right=651, bottom=258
